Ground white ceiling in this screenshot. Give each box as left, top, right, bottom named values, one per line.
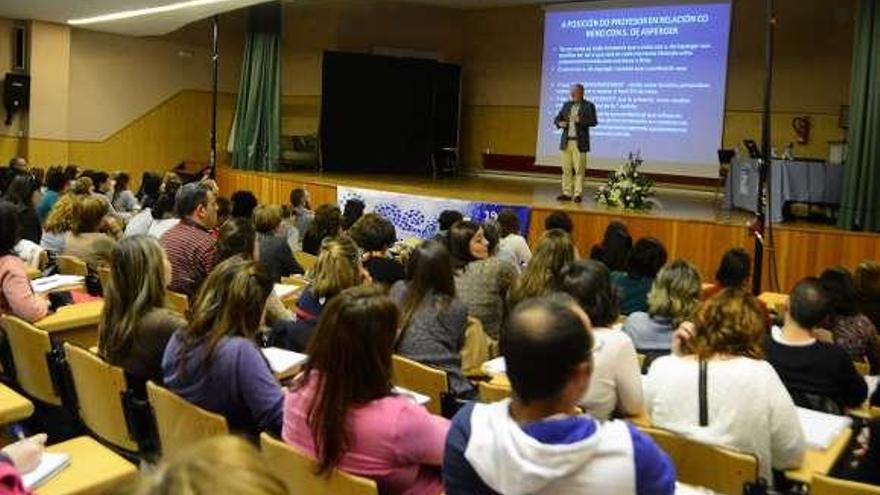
left=0, top=0, right=559, bottom=37
left=0, top=0, right=271, bottom=36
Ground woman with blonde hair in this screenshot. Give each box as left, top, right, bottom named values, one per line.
left=41, top=193, right=77, bottom=255
left=98, top=235, right=184, bottom=396
left=134, top=436, right=286, bottom=495
left=162, top=256, right=283, bottom=436
left=507, top=229, right=576, bottom=309
left=273, top=235, right=370, bottom=352
left=63, top=195, right=115, bottom=269
left=623, top=259, right=701, bottom=354
left=644, top=289, right=805, bottom=486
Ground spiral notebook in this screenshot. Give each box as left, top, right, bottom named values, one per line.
left=22, top=452, right=71, bottom=489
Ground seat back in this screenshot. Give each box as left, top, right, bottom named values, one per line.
left=57, top=255, right=88, bottom=277
left=811, top=474, right=880, bottom=495
left=854, top=360, right=870, bottom=376
left=478, top=381, right=511, bottom=402
left=294, top=251, right=318, bottom=272
left=164, top=290, right=189, bottom=315
left=391, top=355, right=448, bottom=415
left=64, top=343, right=138, bottom=452
left=461, top=316, right=491, bottom=377
left=640, top=426, right=759, bottom=494
left=146, top=381, right=228, bottom=456
left=0, top=316, right=60, bottom=406
left=260, top=433, right=378, bottom=495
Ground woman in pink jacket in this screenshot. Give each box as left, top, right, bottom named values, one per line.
left=283, top=286, right=449, bottom=495
left=0, top=201, right=48, bottom=322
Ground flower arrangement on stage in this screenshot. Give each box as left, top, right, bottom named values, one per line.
left=595, top=152, right=655, bottom=210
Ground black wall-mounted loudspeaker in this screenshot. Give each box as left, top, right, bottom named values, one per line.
left=3, top=73, right=30, bottom=126
left=12, top=25, right=26, bottom=71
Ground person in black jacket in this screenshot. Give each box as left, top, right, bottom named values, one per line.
left=349, top=213, right=404, bottom=286
left=764, top=277, right=867, bottom=414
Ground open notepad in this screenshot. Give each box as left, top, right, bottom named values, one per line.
left=273, top=284, right=301, bottom=300
left=392, top=387, right=430, bottom=406
left=796, top=407, right=853, bottom=450
left=482, top=357, right=506, bottom=376
left=261, top=347, right=308, bottom=376
left=30, top=275, right=84, bottom=294
left=22, top=452, right=71, bottom=489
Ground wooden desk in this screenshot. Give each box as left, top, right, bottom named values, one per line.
left=0, top=383, right=34, bottom=425
left=33, top=301, right=103, bottom=349
left=785, top=428, right=852, bottom=484
left=36, top=436, right=137, bottom=495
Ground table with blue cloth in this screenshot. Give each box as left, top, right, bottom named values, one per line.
left=723, top=157, right=844, bottom=223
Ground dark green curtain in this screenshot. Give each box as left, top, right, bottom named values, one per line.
left=231, top=3, right=281, bottom=172
left=839, top=0, right=880, bottom=231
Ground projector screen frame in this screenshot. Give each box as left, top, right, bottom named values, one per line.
left=535, top=0, right=735, bottom=179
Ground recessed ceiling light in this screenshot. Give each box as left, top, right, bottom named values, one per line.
left=68, top=0, right=237, bottom=25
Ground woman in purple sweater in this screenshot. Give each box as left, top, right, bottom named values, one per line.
left=162, top=256, right=283, bottom=436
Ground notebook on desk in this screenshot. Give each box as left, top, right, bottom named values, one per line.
left=273, top=284, right=301, bottom=300
left=392, top=387, right=430, bottom=406
left=22, top=452, right=71, bottom=489
left=31, top=275, right=84, bottom=294
left=261, top=347, right=308, bottom=376
left=796, top=407, right=853, bottom=450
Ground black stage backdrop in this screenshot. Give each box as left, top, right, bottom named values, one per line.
left=320, top=51, right=461, bottom=174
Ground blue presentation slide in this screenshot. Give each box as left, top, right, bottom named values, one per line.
left=536, top=1, right=732, bottom=177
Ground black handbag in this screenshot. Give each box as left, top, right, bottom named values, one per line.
left=698, top=358, right=769, bottom=495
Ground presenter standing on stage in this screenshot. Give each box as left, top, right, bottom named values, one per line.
left=555, top=83, right=597, bottom=203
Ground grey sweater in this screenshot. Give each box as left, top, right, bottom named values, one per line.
left=389, top=281, right=473, bottom=395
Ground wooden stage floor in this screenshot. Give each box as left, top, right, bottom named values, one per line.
left=216, top=167, right=880, bottom=292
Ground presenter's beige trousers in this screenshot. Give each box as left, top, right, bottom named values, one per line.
left=561, top=140, right=588, bottom=197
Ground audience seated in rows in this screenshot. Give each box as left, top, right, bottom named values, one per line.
left=63, top=195, right=115, bottom=270
left=162, top=256, right=283, bottom=437
left=764, top=277, right=868, bottom=414
left=3, top=175, right=42, bottom=244
left=449, top=220, right=517, bottom=341
left=612, top=237, right=668, bottom=315
left=288, top=187, right=314, bottom=247
left=230, top=190, right=258, bottom=220
left=111, top=172, right=139, bottom=213
left=543, top=210, right=574, bottom=236
left=644, top=289, right=805, bottom=486
left=160, top=182, right=218, bottom=298
left=275, top=235, right=369, bottom=352
left=433, top=209, right=463, bottom=244
left=444, top=296, right=675, bottom=494
left=561, top=260, right=643, bottom=419
left=349, top=213, right=405, bottom=286
left=41, top=192, right=76, bottom=255
left=254, top=204, right=303, bottom=282
left=507, top=229, right=576, bottom=309
left=820, top=266, right=880, bottom=373
left=496, top=209, right=531, bottom=270
left=283, top=286, right=449, bottom=495
left=622, top=259, right=701, bottom=356
left=341, top=198, right=366, bottom=231
left=301, top=203, right=341, bottom=256
left=98, top=235, right=185, bottom=397
left=390, top=240, right=474, bottom=398
left=35, top=166, right=67, bottom=223
left=0, top=201, right=49, bottom=322
left=589, top=220, right=631, bottom=272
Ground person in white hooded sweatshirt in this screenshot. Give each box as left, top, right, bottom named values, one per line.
left=443, top=295, right=676, bottom=495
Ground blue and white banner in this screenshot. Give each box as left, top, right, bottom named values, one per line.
left=337, top=186, right=531, bottom=241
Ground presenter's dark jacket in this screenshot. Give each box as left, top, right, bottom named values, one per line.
left=555, top=100, right=598, bottom=152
